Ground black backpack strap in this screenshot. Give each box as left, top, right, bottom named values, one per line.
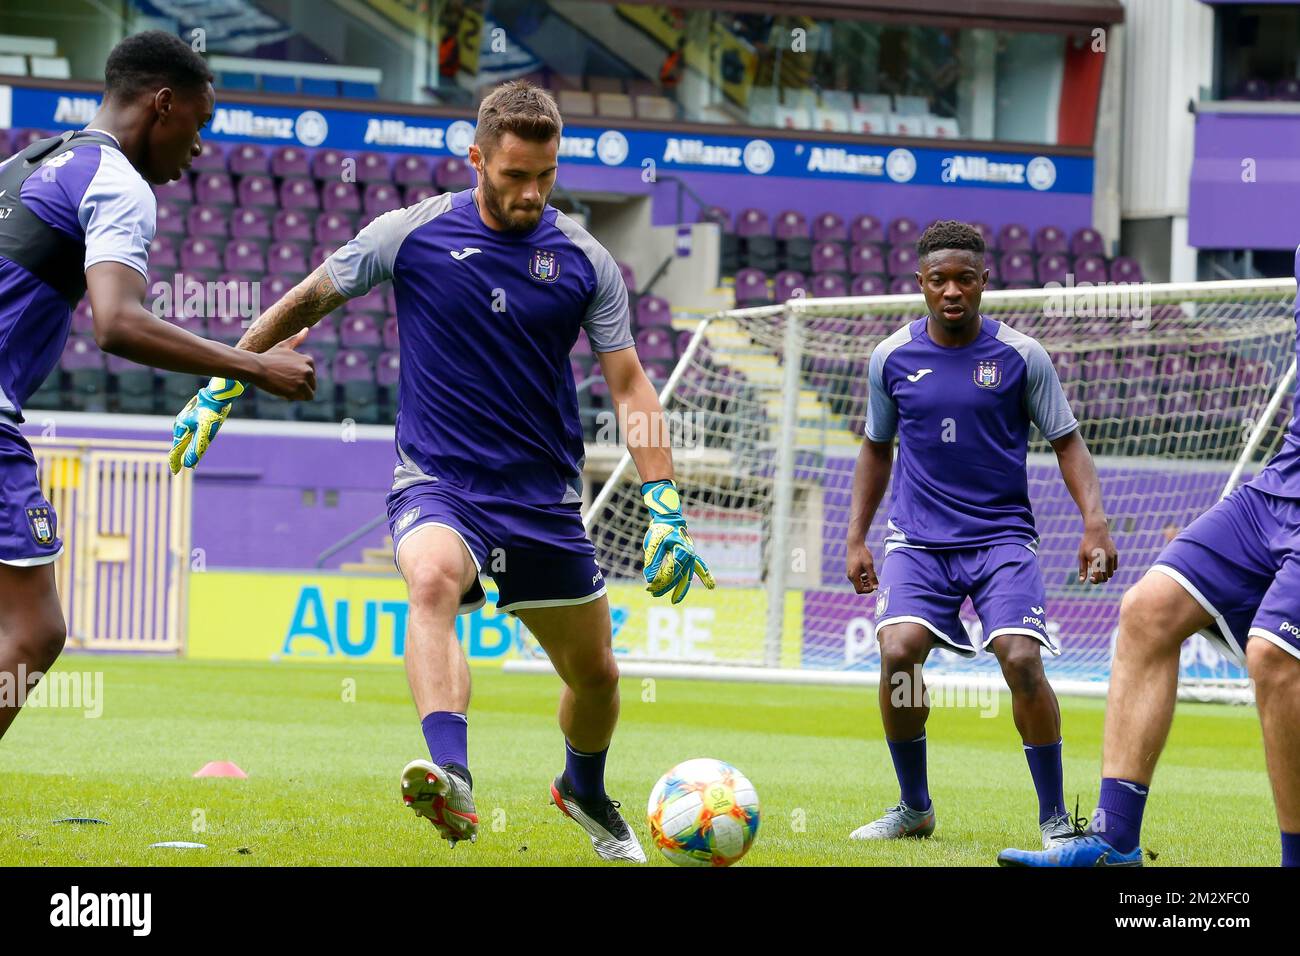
left=0, top=130, right=126, bottom=307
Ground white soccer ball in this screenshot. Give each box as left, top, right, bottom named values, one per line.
left=646, top=757, right=761, bottom=867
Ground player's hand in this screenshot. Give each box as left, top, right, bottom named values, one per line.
left=168, top=378, right=245, bottom=474
left=846, top=542, right=878, bottom=594
left=641, top=479, right=715, bottom=604
left=1078, top=519, right=1118, bottom=584
left=250, top=328, right=315, bottom=401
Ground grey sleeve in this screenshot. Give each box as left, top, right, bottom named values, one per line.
left=324, top=195, right=449, bottom=298
left=1024, top=340, right=1079, bottom=440
left=864, top=345, right=897, bottom=442
left=582, top=246, right=634, bottom=352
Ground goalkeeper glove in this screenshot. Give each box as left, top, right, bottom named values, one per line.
left=168, top=377, right=245, bottom=475
left=641, top=478, right=715, bottom=604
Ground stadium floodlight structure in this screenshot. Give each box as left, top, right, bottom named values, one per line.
left=509, top=278, right=1297, bottom=704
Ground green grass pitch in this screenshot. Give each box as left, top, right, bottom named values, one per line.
left=0, top=655, right=1278, bottom=866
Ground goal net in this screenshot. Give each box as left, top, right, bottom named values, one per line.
left=543, top=278, right=1297, bottom=702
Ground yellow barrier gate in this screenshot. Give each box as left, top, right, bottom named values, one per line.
left=30, top=437, right=192, bottom=652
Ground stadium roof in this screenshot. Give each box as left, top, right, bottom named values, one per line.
left=660, top=0, right=1125, bottom=28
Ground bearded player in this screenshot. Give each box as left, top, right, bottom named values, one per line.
left=0, top=32, right=313, bottom=742
left=999, top=246, right=1300, bottom=867
left=169, top=80, right=714, bottom=862
left=845, top=220, right=1118, bottom=849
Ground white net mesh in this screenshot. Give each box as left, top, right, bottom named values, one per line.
left=577, top=279, right=1297, bottom=700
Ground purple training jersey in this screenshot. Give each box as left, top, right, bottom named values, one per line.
left=1245, top=245, right=1300, bottom=500
left=0, top=131, right=155, bottom=418
left=325, top=189, right=634, bottom=504
left=865, top=316, right=1078, bottom=550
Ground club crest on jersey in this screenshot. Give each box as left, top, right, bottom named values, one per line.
left=26, top=507, right=54, bottom=545
left=394, top=506, right=420, bottom=535
left=875, top=586, right=890, bottom=620
left=974, top=359, right=1002, bottom=389
left=529, top=248, right=559, bottom=283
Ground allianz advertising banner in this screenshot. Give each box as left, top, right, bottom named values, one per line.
left=1, top=84, right=1091, bottom=194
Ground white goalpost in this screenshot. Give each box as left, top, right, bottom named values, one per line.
left=508, top=277, right=1297, bottom=704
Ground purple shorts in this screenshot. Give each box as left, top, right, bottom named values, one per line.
left=0, top=418, right=62, bottom=566
left=386, top=481, right=606, bottom=616
left=874, top=543, right=1055, bottom=658
left=1151, top=482, right=1300, bottom=664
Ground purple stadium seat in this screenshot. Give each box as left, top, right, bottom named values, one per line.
left=314, top=212, right=356, bottom=244
left=382, top=317, right=399, bottom=351
left=887, top=217, right=919, bottom=247
left=209, top=313, right=244, bottom=345
left=849, top=214, right=884, bottom=245
left=403, top=184, right=440, bottom=205
left=308, top=314, right=340, bottom=350
left=311, top=243, right=340, bottom=267
left=223, top=240, right=265, bottom=273
left=333, top=350, right=375, bottom=384
left=340, top=314, right=382, bottom=351
left=812, top=241, right=848, bottom=274
left=363, top=183, right=402, bottom=215
left=1074, top=255, right=1108, bottom=285
left=72, top=300, right=94, bottom=335
left=194, top=172, right=235, bottom=206
left=279, top=178, right=320, bottom=211
left=642, top=361, right=672, bottom=385
left=675, top=329, right=693, bottom=356
left=774, top=210, right=808, bottom=240
left=236, top=173, right=277, bottom=208
left=571, top=331, right=593, bottom=358
left=155, top=201, right=185, bottom=236
left=812, top=212, right=847, bottom=243
left=1275, top=78, right=1300, bottom=102
left=1036, top=253, right=1070, bottom=286
left=886, top=246, right=918, bottom=277
left=261, top=274, right=296, bottom=304
left=154, top=175, right=194, bottom=206
left=311, top=149, right=353, bottom=181
left=12, top=129, right=51, bottom=152
left=322, top=181, right=361, bottom=213
left=888, top=276, right=915, bottom=295
left=231, top=207, right=270, bottom=241
left=998, top=223, right=1032, bottom=252
left=191, top=140, right=226, bottom=172
left=735, top=208, right=771, bottom=238
left=999, top=251, right=1035, bottom=285
left=180, top=237, right=223, bottom=274
left=167, top=308, right=207, bottom=335
left=849, top=243, right=885, bottom=276
left=1070, top=227, right=1105, bottom=258
left=377, top=351, right=400, bottom=387
left=345, top=288, right=388, bottom=315
left=774, top=270, right=806, bottom=301
left=970, top=222, right=996, bottom=249
left=984, top=255, right=1001, bottom=283
left=1110, top=256, right=1143, bottom=283
left=435, top=158, right=474, bottom=191
left=273, top=209, right=315, bottom=243
left=268, top=241, right=308, bottom=275
left=636, top=295, right=672, bottom=328
left=228, top=143, right=269, bottom=175
left=149, top=235, right=179, bottom=270
left=635, top=327, right=674, bottom=360
left=61, top=335, right=103, bottom=371
left=300, top=345, right=332, bottom=378
left=1236, top=78, right=1272, bottom=100
left=357, top=152, right=391, bottom=183
left=699, top=205, right=731, bottom=230
left=617, top=261, right=636, bottom=291
left=850, top=275, right=886, bottom=297
left=810, top=273, right=847, bottom=298
left=270, top=146, right=311, bottom=179
left=394, top=154, right=436, bottom=185
left=1034, top=225, right=1068, bottom=256
left=733, top=267, right=771, bottom=306
left=187, top=204, right=228, bottom=238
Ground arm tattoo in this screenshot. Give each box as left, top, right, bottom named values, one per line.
left=237, top=266, right=347, bottom=353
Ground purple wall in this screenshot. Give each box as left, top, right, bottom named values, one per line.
left=22, top=417, right=395, bottom=570
left=1189, top=109, right=1300, bottom=251
left=560, top=164, right=1095, bottom=237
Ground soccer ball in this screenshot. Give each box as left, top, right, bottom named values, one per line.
left=646, top=757, right=760, bottom=867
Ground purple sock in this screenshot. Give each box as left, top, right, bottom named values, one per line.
left=564, top=741, right=608, bottom=804
left=421, top=711, right=470, bottom=786
left=1091, top=777, right=1148, bottom=853
left=1283, top=831, right=1300, bottom=868
left=1023, top=740, right=1066, bottom=824
left=887, top=733, right=930, bottom=811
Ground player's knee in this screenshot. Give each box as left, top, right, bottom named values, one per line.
left=405, top=559, right=468, bottom=613
left=1118, top=582, right=1183, bottom=653
left=998, top=643, right=1047, bottom=695
left=25, top=617, right=66, bottom=670
left=1246, top=638, right=1300, bottom=695
left=878, top=629, right=929, bottom=676
left=565, top=650, right=620, bottom=696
